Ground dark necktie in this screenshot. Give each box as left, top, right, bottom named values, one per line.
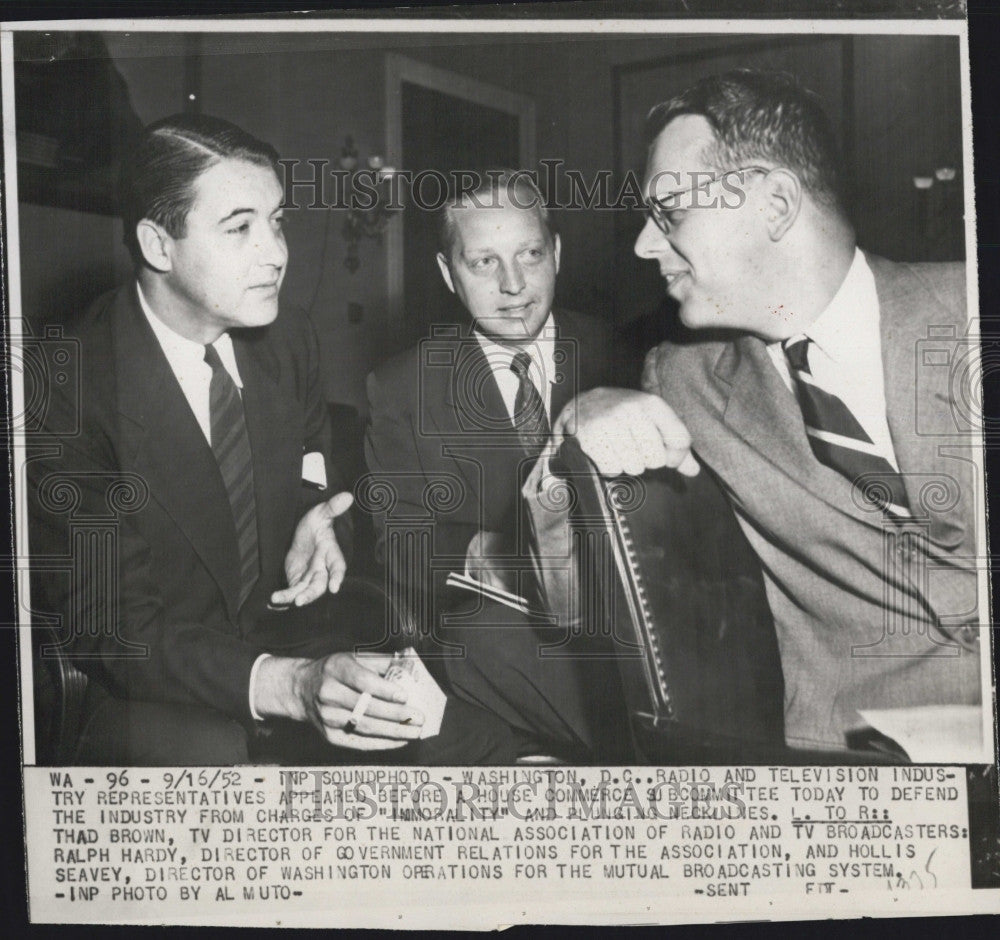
left=784, top=335, right=910, bottom=518
left=510, top=350, right=551, bottom=458
left=204, top=344, right=260, bottom=606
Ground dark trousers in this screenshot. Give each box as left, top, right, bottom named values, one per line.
left=75, top=682, right=528, bottom=766
left=435, top=595, right=632, bottom=763
left=72, top=592, right=530, bottom=766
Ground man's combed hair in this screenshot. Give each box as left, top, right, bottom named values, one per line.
left=645, top=69, right=845, bottom=210
left=437, top=168, right=554, bottom=258
left=120, top=113, right=280, bottom=264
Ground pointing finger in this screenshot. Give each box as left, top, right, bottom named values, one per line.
left=327, top=491, right=354, bottom=518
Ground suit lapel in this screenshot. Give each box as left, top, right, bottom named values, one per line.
left=718, top=255, right=970, bottom=543
left=424, top=314, right=600, bottom=525
left=550, top=309, right=585, bottom=421
left=114, top=285, right=242, bottom=618
left=719, top=331, right=883, bottom=528
left=439, top=333, right=513, bottom=430
left=871, top=255, right=968, bottom=548
left=233, top=328, right=302, bottom=592
left=426, top=331, right=526, bottom=523
left=434, top=312, right=586, bottom=432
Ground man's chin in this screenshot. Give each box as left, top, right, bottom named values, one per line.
left=237, top=299, right=281, bottom=329
left=476, top=312, right=548, bottom=344
left=676, top=301, right=719, bottom=332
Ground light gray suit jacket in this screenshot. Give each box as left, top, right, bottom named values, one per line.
left=644, top=254, right=983, bottom=751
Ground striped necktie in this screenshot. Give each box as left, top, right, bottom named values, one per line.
left=783, top=335, right=910, bottom=518
left=510, top=350, right=551, bottom=458
left=204, top=344, right=260, bottom=607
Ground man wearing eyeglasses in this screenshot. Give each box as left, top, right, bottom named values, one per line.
left=558, top=69, right=982, bottom=757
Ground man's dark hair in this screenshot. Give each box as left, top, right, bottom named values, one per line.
left=120, top=113, right=280, bottom=264
left=437, top=168, right=555, bottom=259
left=645, top=69, right=845, bottom=210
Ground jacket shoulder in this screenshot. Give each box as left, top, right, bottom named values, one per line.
left=867, top=255, right=967, bottom=322
left=642, top=331, right=732, bottom=398
left=553, top=307, right=611, bottom=344
left=553, top=307, right=615, bottom=385
left=244, top=302, right=318, bottom=358
left=26, top=286, right=126, bottom=454
left=366, top=343, right=426, bottom=418
left=370, top=343, right=422, bottom=389
left=904, top=260, right=966, bottom=317
left=66, top=284, right=126, bottom=342
left=66, top=285, right=125, bottom=388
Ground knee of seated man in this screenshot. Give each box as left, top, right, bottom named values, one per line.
left=76, top=684, right=251, bottom=765
left=186, top=712, right=251, bottom=765
left=125, top=705, right=250, bottom=766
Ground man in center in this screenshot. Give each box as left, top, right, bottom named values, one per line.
left=364, top=170, right=627, bottom=760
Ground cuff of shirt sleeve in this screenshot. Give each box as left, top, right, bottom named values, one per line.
left=248, top=653, right=273, bottom=721
left=522, top=452, right=551, bottom=499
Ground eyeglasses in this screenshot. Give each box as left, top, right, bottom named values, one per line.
left=644, top=165, right=771, bottom=235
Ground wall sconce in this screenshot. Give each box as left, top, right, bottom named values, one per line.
left=339, top=136, right=401, bottom=273
left=912, top=167, right=958, bottom=189
left=912, top=164, right=961, bottom=250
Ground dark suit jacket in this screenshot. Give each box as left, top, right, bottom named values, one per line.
left=644, top=255, right=982, bottom=751
left=28, top=283, right=340, bottom=721
left=363, top=308, right=614, bottom=609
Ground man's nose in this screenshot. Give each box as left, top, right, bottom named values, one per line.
left=634, top=216, right=672, bottom=260
left=259, top=224, right=288, bottom=269
left=497, top=259, right=526, bottom=294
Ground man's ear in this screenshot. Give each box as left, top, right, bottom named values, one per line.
left=436, top=252, right=456, bottom=294
left=764, top=169, right=802, bottom=241
left=552, top=233, right=561, bottom=274
left=136, top=219, right=173, bottom=273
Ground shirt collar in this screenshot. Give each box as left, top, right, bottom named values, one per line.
left=474, top=312, right=557, bottom=386
left=803, top=247, right=879, bottom=364
left=136, top=281, right=242, bottom=388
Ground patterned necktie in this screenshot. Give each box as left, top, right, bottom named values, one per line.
left=784, top=335, right=910, bottom=518
left=510, top=350, right=551, bottom=458
left=204, top=344, right=260, bottom=606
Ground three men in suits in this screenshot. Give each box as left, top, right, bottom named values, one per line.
left=28, top=114, right=518, bottom=765
left=562, top=70, right=983, bottom=755
left=364, top=171, right=628, bottom=759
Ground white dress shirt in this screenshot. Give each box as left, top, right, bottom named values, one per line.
left=766, top=248, right=900, bottom=470
left=136, top=282, right=244, bottom=444
left=137, top=282, right=268, bottom=719
left=475, top=312, right=557, bottom=423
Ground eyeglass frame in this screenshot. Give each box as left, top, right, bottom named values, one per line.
left=643, top=165, right=772, bottom=235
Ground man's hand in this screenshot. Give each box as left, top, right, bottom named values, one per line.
left=270, top=491, right=353, bottom=608
left=553, top=387, right=700, bottom=478
left=255, top=653, right=424, bottom=749
left=294, top=652, right=424, bottom=748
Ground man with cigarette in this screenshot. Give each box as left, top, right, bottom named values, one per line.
left=28, top=114, right=519, bottom=765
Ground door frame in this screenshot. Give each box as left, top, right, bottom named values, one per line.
left=384, top=52, right=536, bottom=327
